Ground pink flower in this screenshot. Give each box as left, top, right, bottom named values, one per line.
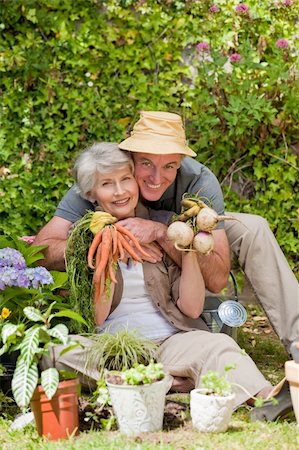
left=276, top=38, right=289, bottom=49
left=196, top=42, right=210, bottom=52
left=283, top=0, right=291, bottom=5
left=19, top=236, right=36, bottom=244
left=235, top=3, right=250, bottom=14
left=230, top=53, right=241, bottom=62
left=209, top=5, right=220, bottom=13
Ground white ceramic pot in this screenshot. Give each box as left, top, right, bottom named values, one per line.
left=190, top=388, right=235, bottom=433
left=106, top=378, right=166, bottom=435
left=285, top=360, right=299, bottom=426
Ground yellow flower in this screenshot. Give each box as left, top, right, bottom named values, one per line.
left=1, top=307, right=11, bottom=319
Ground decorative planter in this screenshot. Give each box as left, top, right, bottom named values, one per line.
left=190, top=388, right=235, bottom=433
left=30, top=378, right=81, bottom=440
left=106, top=378, right=166, bottom=435
left=285, top=360, right=299, bottom=426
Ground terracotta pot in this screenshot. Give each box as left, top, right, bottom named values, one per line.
left=190, top=388, right=235, bottom=433
left=30, top=378, right=80, bottom=440
left=106, top=378, right=166, bottom=435
left=285, top=360, right=299, bottom=426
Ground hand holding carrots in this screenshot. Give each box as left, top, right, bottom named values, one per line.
left=87, top=213, right=151, bottom=307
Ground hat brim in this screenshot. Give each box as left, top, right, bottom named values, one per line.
left=119, top=135, right=196, bottom=157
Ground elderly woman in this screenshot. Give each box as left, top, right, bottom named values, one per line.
left=42, top=142, right=290, bottom=419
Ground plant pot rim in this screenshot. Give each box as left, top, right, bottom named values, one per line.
left=191, top=387, right=235, bottom=400
left=32, top=377, right=80, bottom=398
left=106, top=377, right=166, bottom=389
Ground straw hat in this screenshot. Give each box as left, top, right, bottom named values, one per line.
left=119, top=111, right=196, bottom=157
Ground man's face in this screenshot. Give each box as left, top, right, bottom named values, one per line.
left=132, top=153, right=182, bottom=202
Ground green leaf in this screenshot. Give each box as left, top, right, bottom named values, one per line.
left=19, top=326, right=40, bottom=365
left=59, top=341, right=80, bottom=357
left=1, top=323, right=22, bottom=344
left=12, top=360, right=39, bottom=409
left=54, top=310, right=88, bottom=326
left=47, top=323, right=69, bottom=344
left=41, top=367, right=59, bottom=400
left=23, top=306, right=44, bottom=322
left=49, top=271, right=68, bottom=289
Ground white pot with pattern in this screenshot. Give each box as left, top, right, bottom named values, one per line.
left=190, top=388, right=235, bottom=433
left=106, top=378, right=166, bottom=435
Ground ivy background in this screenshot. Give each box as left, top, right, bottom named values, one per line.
left=0, top=0, right=298, bottom=274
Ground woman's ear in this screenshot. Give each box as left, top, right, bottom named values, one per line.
left=85, top=191, right=96, bottom=203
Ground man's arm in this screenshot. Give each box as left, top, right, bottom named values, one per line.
left=196, top=228, right=230, bottom=293
left=33, top=216, right=73, bottom=271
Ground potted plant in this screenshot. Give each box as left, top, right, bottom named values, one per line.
left=0, top=238, right=87, bottom=440
left=105, top=361, right=166, bottom=435
left=0, top=300, right=87, bottom=440
left=190, top=364, right=275, bottom=433
left=190, top=367, right=236, bottom=433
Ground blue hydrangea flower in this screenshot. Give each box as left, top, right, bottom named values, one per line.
left=25, top=267, right=53, bottom=288
left=0, top=266, right=30, bottom=289
left=0, top=248, right=26, bottom=270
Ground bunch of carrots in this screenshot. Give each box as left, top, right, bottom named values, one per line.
left=87, top=211, right=150, bottom=304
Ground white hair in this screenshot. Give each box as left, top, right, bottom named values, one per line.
left=73, top=142, right=134, bottom=197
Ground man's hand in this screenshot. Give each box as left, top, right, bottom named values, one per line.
left=117, top=217, right=162, bottom=244
left=118, top=217, right=182, bottom=266
left=117, top=218, right=163, bottom=262
left=133, top=242, right=163, bottom=263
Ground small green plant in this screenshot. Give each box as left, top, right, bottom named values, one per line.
left=121, top=361, right=165, bottom=386
left=201, top=364, right=278, bottom=408
left=201, top=367, right=234, bottom=397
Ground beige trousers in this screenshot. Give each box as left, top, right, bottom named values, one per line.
left=41, top=331, right=271, bottom=410
left=225, top=213, right=299, bottom=353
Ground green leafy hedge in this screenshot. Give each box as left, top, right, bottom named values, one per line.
left=0, top=0, right=298, bottom=273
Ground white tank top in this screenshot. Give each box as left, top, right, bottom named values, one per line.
left=101, top=261, right=178, bottom=340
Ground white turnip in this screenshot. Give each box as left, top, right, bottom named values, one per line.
left=193, top=231, right=214, bottom=255
left=167, top=221, right=194, bottom=250
left=196, top=207, right=236, bottom=233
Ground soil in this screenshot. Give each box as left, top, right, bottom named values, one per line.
left=78, top=396, right=189, bottom=432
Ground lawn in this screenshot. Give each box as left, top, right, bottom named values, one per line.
left=0, top=304, right=298, bottom=450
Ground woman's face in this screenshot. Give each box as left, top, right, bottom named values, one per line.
left=88, top=165, right=139, bottom=219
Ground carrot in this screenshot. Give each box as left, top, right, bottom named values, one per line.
left=117, top=233, right=142, bottom=263
left=93, top=280, right=101, bottom=305
left=111, top=225, right=118, bottom=256
left=109, top=262, right=117, bottom=284
left=88, top=229, right=103, bottom=269
left=93, top=228, right=112, bottom=284
left=95, top=241, right=103, bottom=268
left=115, top=223, right=151, bottom=258
left=117, top=233, right=125, bottom=261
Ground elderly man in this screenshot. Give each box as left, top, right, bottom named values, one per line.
left=34, top=111, right=299, bottom=355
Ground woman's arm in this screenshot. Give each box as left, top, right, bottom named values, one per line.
left=176, top=252, right=205, bottom=319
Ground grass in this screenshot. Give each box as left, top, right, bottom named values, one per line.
left=0, top=304, right=297, bottom=450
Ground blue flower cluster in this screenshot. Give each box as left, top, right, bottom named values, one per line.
left=0, top=247, right=26, bottom=270
left=0, top=248, right=53, bottom=290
